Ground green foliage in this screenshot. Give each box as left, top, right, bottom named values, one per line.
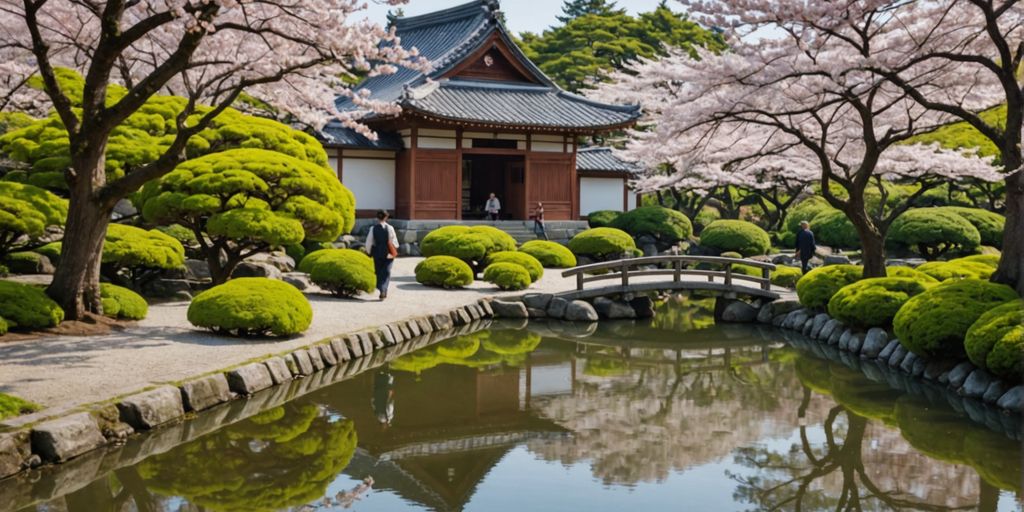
left=0, top=280, right=64, bottom=329
left=893, top=279, right=1018, bottom=359
left=420, top=225, right=516, bottom=263
left=693, top=206, right=721, bottom=231
left=907, top=105, right=1004, bottom=161
left=955, top=254, right=1000, bottom=268
left=915, top=260, right=995, bottom=281
left=99, top=283, right=148, bottom=320
left=827, top=277, right=934, bottom=328
left=808, top=209, right=859, bottom=249
left=0, top=393, right=39, bottom=420
left=965, top=299, right=1024, bottom=381
left=187, top=278, right=312, bottom=337
left=485, top=251, right=543, bottom=281
left=297, top=248, right=339, bottom=274
left=699, top=220, right=771, bottom=256
left=937, top=207, right=1005, bottom=247
left=610, top=205, right=693, bottom=243
left=307, top=249, right=376, bottom=297
left=35, top=242, right=61, bottom=265
left=0, top=181, right=67, bottom=259
left=390, top=329, right=541, bottom=374
left=587, top=209, right=621, bottom=228
left=796, top=264, right=862, bottom=310
left=784, top=196, right=832, bottom=236
left=105, top=223, right=186, bottom=270
left=885, top=265, right=940, bottom=283
left=414, top=256, right=474, bottom=288
left=483, top=262, right=532, bottom=290
left=770, top=266, right=803, bottom=288
left=3, top=251, right=50, bottom=274
left=887, top=208, right=981, bottom=259
left=519, top=240, right=577, bottom=268
left=567, top=227, right=638, bottom=258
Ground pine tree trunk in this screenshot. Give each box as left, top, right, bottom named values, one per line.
left=46, top=180, right=111, bottom=320
left=993, top=168, right=1023, bottom=296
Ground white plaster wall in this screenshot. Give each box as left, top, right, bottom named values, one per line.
left=343, top=158, right=395, bottom=210
left=627, top=187, right=637, bottom=210
left=580, top=177, right=624, bottom=215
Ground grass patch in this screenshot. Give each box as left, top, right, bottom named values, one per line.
left=0, top=393, right=40, bottom=420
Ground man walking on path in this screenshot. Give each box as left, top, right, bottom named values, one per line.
left=485, top=193, right=501, bottom=221
left=795, top=220, right=816, bottom=274
left=365, top=209, right=399, bottom=300
left=533, top=202, right=548, bottom=240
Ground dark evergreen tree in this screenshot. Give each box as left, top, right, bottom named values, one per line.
left=556, top=0, right=623, bottom=24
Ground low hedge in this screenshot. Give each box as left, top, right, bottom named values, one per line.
left=887, top=208, right=981, bottom=259
left=483, top=262, right=532, bottom=291
left=0, top=280, right=64, bottom=329
left=308, top=249, right=376, bottom=297
left=795, top=264, right=862, bottom=309
left=420, top=225, right=516, bottom=263
left=100, top=283, right=148, bottom=320
left=610, top=206, right=693, bottom=243
left=567, top=227, right=638, bottom=259
left=893, top=279, right=1018, bottom=359
left=415, top=256, right=474, bottom=288
left=519, top=240, right=576, bottom=268
left=939, top=207, right=1004, bottom=247
left=187, top=277, right=312, bottom=337
left=699, top=220, right=771, bottom=256
left=809, top=209, right=860, bottom=249
left=915, top=260, right=994, bottom=281
left=965, top=299, right=1024, bottom=381
left=485, top=251, right=543, bottom=282
left=827, top=277, right=933, bottom=328
left=587, top=210, right=621, bottom=228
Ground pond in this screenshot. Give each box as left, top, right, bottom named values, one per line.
left=1, top=294, right=1021, bottom=511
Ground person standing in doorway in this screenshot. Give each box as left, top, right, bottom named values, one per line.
left=533, top=202, right=548, bottom=240
left=365, top=209, right=399, bottom=300
left=795, top=220, right=817, bottom=274
left=485, top=192, right=501, bottom=221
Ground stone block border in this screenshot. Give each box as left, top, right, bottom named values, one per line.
left=0, top=300, right=496, bottom=481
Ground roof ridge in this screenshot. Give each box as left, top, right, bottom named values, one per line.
left=557, top=89, right=641, bottom=114
left=388, top=0, right=498, bottom=30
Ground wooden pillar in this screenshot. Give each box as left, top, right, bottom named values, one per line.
left=337, top=148, right=344, bottom=181
left=409, top=126, right=418, bottom=219
left=570, top=136, right=579, bottom=219
left=456, top=127, right=463, bottom=220
left=524, top=133, right=532, bottom=218
left=622, top=176, right=628, bottom=211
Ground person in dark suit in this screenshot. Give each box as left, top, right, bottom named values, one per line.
left=795, top=220, right=817, bottom=274
left=364, top=209, right=399, bottom=300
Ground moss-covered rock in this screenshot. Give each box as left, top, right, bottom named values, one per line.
left=699, top=220, right=771, bottom=256
left=187, top=277, right=312, bottom=337
left=796, top=264, right=862, bottom=310
left=827, top=277, right=933, bottom=328
left=0, top=280, right=63, bottom=329
left=894, top=279, right=1018, bottom=358
left=610, top=206, right=693, bottom=243
left=915, top=260, right=995, bottom=281
left=483, top=262, right=532, bottom=290
left=307, top=249, right=375, bottom=297
left=938, top=207, right=1004, bottom=247
left=809, top=209, right=860, bottom=249
left=420, top=225, right=516, bottom=263
left=567, top=227, right=638, bottom=259
left=100, top=283, right=148, bottom=320
left=414, top=256, right=474, bottom=288
left=587, top=210, right=621, bottom=228
left=485, top=251, right=543, bottom=282
left=519, top=240, right=577, bottom=268
left=965, top=299, right=1024, bottom=381
left=770, top=265, right=803, bottom=288
left=887, top=208, right=981, bottom=259
left=3, top=251, right=52, bottom=274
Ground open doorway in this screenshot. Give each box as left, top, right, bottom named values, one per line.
left=461, top=154, right=526, bottom=220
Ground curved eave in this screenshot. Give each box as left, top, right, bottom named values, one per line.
left=401, top=104, right=640, bottom=134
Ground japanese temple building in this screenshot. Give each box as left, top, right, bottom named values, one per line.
left=321, top=0, right=641, bottom=220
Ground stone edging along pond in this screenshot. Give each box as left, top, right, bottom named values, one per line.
left=0, top=299, right=497, bottom=482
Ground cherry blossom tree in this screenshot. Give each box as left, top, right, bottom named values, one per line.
left=0, top=0, right=424, bottom=318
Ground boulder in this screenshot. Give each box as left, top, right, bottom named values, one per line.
left=827, top=327, right=844, bottom=346
left=318, top=344, right=338, bottom=366
left=801, top=317, right=815, bottom=336
left=546, top=297, right=569, bottom=319
left=721, top=301, right=758, bottom=323
left=886, top=258, right=926, bottom=268
left=847, top=333, right=864, bottom=354
left=594, top=297, right=636, bottom=319
left=306, top=346, right=325, bottom=371
left=946, top=362, right=975, bottom=389
left=450, top=308, right=471, bottom=326
left=0, top=430, right=30, bottom=478
left=784, top=309, right=809, bottom=330
left=911, top=357, right=926, bottom=377
left=227, top=363, right=274, bottom=394
left=823, top=254, right=852, bottom=265
left=878, top=340, right=899, bottom=361
left=231, top=261, right=282, bottom=280
left=4, top=252, right=55, bottom=274
left=264, top=356, right=294, bottom=384
left=330, top=337, right=353, bottom=362
left=179, top=374, right=232, bottom=412
left=523, top=293, right=553, bottom=310
left=141, top=278, right=193, bottom=299
left=923, top=360, right=955, bottom=381
left=282, top=272, right=314, bottom=291
left=246, top=252, right=295, bottom=272
left=982, top=381, right=1007, bottom=404
left=819, top=319, right=842, bottom=341
left=31, top=412, right=106, bottom=463
left=430, top=314, right=454, bottom=332
left=630, top=296, right=655, bottom=318
left=960, top=369, right=994, bottom=399
left=640, top=243, right=658, bottom=257
left=887, top=345, right=908, bottom=368
left=118, top=386, right=184, bottom=429
left=565, top=300, right=599, bottom=322
left=491, top=300, right=529, bottom=318
left=838, top=330, right=853, bottom=350
left=996, top=385, right=1024, bottom=412
left=809, top=314, right=831, bottom=338
left=860, top=328, right=888, bottom=358
left=770, top=254, right=796, bottom=266
left=526, top=307, right=547, bottom=318
left=899, top=351, right=918, bottom=373
left=184, top=259, right=211, bottom=281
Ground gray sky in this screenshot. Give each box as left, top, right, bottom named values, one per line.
left=359, top=0, right=670, bottom=35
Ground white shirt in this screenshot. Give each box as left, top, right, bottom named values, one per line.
left=486, top=197, right=501, bottom=212
left=364, top=221, right=399, bottom=257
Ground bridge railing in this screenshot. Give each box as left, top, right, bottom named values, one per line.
left=560, top=255, right=776, bottom=292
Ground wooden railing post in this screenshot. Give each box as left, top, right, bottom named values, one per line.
left=621, top=260, right=629, bottom=286
left=576, top=272, right=584, bottom=291
left=673, top=259, right=681, bottom=282
left=724, top=263, right=732, bottom=286
left=762, top=267, right=771, bottom=291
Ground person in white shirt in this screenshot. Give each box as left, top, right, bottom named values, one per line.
left=485, top=193, right=501, bottom=221
left=364, top=209, right=399, bottom=300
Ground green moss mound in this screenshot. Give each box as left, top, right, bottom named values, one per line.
left=483, top=262, right=532, bottom=290
left=308, top=249, right=375, bottom=297
left=784, top=196, right=832, bottom=236
left=415, top=256, right=474, bottom=288
left=955, top=254, right=1000, bottom=268
left=0, top=280, right=63, bottom=329
left=3, top=251, right=50, bottom=274
left=888, top=208, right=981, bottom=259
left=795, top=264, right=862, bottom=310
left=809, top=209, right=860, bottom=249
left=893, top=279, right=1018, bottom=358
left=915, top=260, right=995, bottom=281
left=100, top=283, right=148, bottom=320
left=771, top=266, right=803, bottom=288
left=519, top=240, right=577, bottom=268
left=567, top=227, right=637, bottom=258
left=938, top=207, right=1004, bottom=247
left=699, top=220, right=771, bottom=256
left=0, top=393, right=39, bottom=420
left=965, top=299, right=1024, bottom=381
left=587, top=210, right=621, bottom=228
left=827, top=277, right=933, bottom=328
left=693, top=206, right=721, bottom=231
left=885, top=266, right=940, bottom=283
left=485, top=251, right=543, bottom=281
left=420, top=225, right=516, bottom=263
left=610, top=206, right=693, bottom=243
left=187, top=278, right=312, bottom=337
left=296, top=248, right=339, bottom=274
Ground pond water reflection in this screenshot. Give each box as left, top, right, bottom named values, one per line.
left=3, top=295, right=1021, bottom=511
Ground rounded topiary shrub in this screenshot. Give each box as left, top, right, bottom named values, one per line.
left=955, top=254, right=1000, bottom=268
left=693, top=206, right=721, bottom=232
left=187, top=277, right=312, bottom=337
left=100, top=283, right=149, bottom=320
left=784, top=196, right=833, bottom=236
left=420, top=225, right=515, bottom=263
left=567, top=227, right=638, bottom=259
left=965, top=299, right=1024, bottom=381
left=809, top=209, right=860, bottom=249
left=469, top=225, right=517, bottom=252
left=415, top=256, right=474, bottom=288
left=915, top=260, right=994, bottom=281
left=0, top=280, right=63, bottom=329
left=483, top=262, right=532, bottom=291
left=796, top=264, right=862, bottom=310
left=519, top=240, right=576, bottom=268
left=587, top=210, right=621, bottom=228
left=296, top=248, right=340, bottom=274
left=307, top=249, right=375, bottom=297
left=699, top=220, right=771, bottom=256
left=885, top=266, right=940, bottom=284
left=771, top=266, right=803, bottom=288
left=893, top=279, right=1018, bottom=359
left=485, top=251, right=543, bottom=282
left=887, top=208, right=981, bottom=260
left=827, top=277, right=933, bottom=328
left=939, top=207, right=1004, bottom=247
left=610, top=206, right=693, bottom=243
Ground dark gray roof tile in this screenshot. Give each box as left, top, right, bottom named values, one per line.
left=576, top=147, right=641, bottom=173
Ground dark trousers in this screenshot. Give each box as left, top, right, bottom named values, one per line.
left=800, top=255, right=812, bottom=274
left=488, top=211, right=499, bottom=221
left=534, top=219, right=548, bottom=240
left=374, top=257, right=393, bottom=294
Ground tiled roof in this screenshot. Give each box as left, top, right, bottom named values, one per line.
left=321, top=124, right=403, bottom=150
left=576, top=147, right=641, bottom=174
